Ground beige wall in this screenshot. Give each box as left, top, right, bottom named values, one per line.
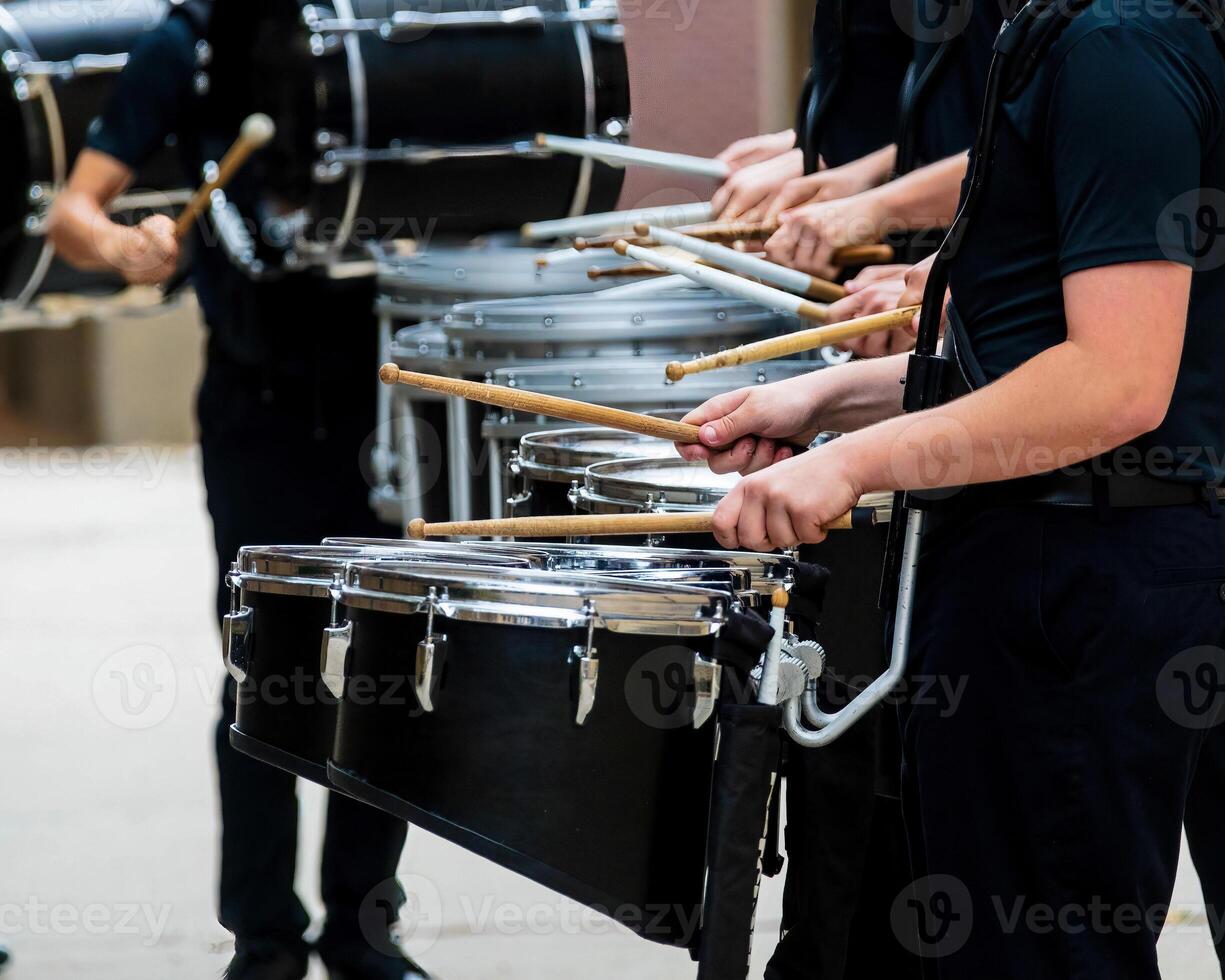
left=617, top=0, right=813, bottom=209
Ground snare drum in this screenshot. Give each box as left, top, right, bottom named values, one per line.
left=507, top=427, right=678, bottom=518
left=380, top=296, right=795, bottom=525
left=325, top=560, right=760, bottom=944
left=203, top=0, right=628, bottom=273
left=369, top=243, right=655, bottom=523
left=222, top=543, right=534, bottom=784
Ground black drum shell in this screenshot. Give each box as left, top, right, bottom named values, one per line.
left=329, top=605, right=719, bottom=946
left=205, top=0, right=629, bottom=257
left=230, top=588, right=339, bottom=785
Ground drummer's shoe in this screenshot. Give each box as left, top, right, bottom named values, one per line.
left=222, top=942, right=309, bottom=980
left=317, top=942, right=432, bottom=980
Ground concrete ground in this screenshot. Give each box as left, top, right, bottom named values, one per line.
left=0, top=447, right=1220, bottom=979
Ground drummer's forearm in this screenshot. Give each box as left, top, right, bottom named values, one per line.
left=868, top=153, right=968, bottom=232
left=47, top=190, right=136, bottom=272
left=47, top=149, right=138, bottom=273
left=813, top=353, right=909, bottom=432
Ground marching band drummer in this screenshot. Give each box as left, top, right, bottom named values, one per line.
left=680, top=2, right=1225, bottom=976
left=712, top=0, right=911, bottom=224
left=45, top=3, right=428, bottom=979
left=725, top=4, right=924, bottom=980
left=767, top=0, right=1011, bottom=355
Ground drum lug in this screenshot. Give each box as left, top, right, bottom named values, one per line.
left=692, top=654, right=721, bottom=730
left=570, top=600, right=599, bottom=726
left=221, top=563, right=254, bottom=683
left=320, top=622, right=353, bottom=700
left=320, top=575, right=352, bottom=699
left=415, top=588, right=448, bottom=712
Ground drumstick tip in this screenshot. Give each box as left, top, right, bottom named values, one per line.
left=534, top=255, right=549, bottom=268
left=573, top=237, right=589, bottom=251
left=664, top=361, right=686, bottom=382
left=612, top=239, right=630, bottom=257
left=241, top=113, right=276, bottom=147
left=408, top=519, right=427, bottom=540
left=586, top=266, right=602, bottom=280
left=534, top=132, right=548, bottom=148
left=379, top=363, right=401, bottom=385
left=633, top=222, right=651, bottom=237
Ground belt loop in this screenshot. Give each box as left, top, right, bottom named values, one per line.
left=1091, top=471, right=1112, bottom=523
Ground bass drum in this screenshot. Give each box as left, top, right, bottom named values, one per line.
left=204, top=0, right=630, bottom=273
left=0, top=0, right=188, bottom=307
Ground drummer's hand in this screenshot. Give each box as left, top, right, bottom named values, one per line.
left=843, top=263, right=910, bottom=289
left=898, top=253, right=942, bottom=335
left=763, top=156, right=884, bottom=223
left=676, top=379, right=824, bottom=476
left=110, top=215, right=180, bottom=285
left=764, top=190, right=887, bottom=280
left=716, top=130, right=797, bottom=171
left=712, top=149, right=804, bottom=222
left=825, top=275, right=916, bottom=358
left=712, top=443, right=863, bottom=551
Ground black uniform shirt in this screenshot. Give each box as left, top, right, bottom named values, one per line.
left=947, top=0, right=1225, bottom=483
left=809, top=0, right=913, bottom=167
left=86, top=9, right=371, bottom=368
left=906, top=3, right=1008, bottom=169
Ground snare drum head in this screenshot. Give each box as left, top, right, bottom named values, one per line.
left=378, top=245, right=622, bottom=318
left=519, top=427, right=678, bottom=482
left=582, top=458, right=740, bottom=512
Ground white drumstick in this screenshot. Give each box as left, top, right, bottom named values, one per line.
left=535, top=134, right=730, bottom=180
left=592, top=274, right=697, bottom=298
left=638, top=224, right=847, bottom=303
left=614, top=240, right=829, bottom=322
left=521, top=201, right=715, bottom=242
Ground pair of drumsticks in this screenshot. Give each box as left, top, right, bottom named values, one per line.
left=383, top=363, right=881, bottom=541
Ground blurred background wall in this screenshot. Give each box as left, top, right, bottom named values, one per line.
left=0, top=0, right=813, bottom=449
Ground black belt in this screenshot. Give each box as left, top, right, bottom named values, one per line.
left=920, top=469, right=1221, bottom=513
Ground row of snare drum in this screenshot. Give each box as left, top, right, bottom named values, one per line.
left=369, top=239, right=849, bottom=525
left=222, top=536, right=817, bottom=946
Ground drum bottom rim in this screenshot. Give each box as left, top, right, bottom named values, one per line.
left=229, top=724, right=334, bottom=789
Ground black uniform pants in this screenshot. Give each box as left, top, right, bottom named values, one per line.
left=766, top=705, right=923, bottom=980
left=1186, top=724, right=1225, bottom=976
left=198, top=323, right=407, bottom=953
left=901, top=502, right=1225, bottom=979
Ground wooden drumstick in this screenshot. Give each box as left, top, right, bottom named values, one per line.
left=674, top=221, right=897, bottom=266
left=175, top=113, right=276, bottom=239
left=587, top=263, right=667, bottom=280
left=380, top=364, right=702, bottom=443
left=635, top=223, right=847, bottom=302
left=664, top=305, right=921, bottom=380
left=534, top=134, right=730, bottom=180
left=521, top=201, right=714, bottom=242
left=614, top=240, right=831, bottom=322
left=408, top=511, right=857, bottom=540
